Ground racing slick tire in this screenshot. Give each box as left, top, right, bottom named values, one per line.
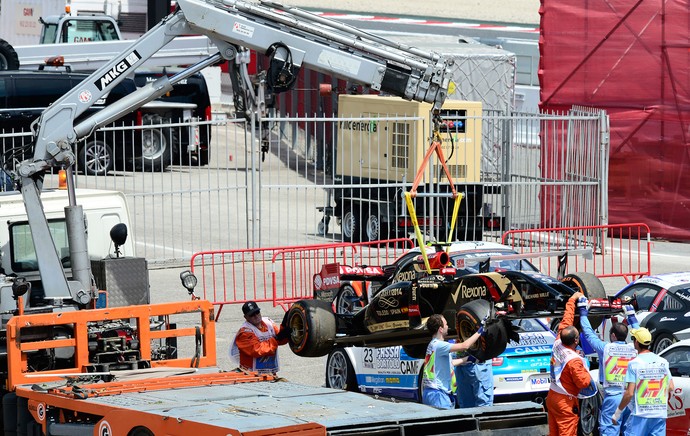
left=560, top=272, right=607, bottom=330
left=287, top=299, right=336, bottom=357
left=325, top=348, right=358, bottom=391
left=456, top=300, right=509, bottom=361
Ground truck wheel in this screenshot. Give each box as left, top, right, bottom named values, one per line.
left=0, top=39, right=19, bottom=70
left=197, top=148, right=210, bottom=166
left=325, top=348, right=358, bottom=391
left=335, top=284, right=362, bottom=315
left=139, top=114, right=175, bottom=172
left=561, top=272, right=606, bottom=329
left=364, top=209, right=383, bottom=242
left=456, top=300, right=508, bottom=361
left=78, top=140, right=114, bottom=176
left=341, top=207, right=361, bottom=242
left=287, top=299, right=336, bottom=357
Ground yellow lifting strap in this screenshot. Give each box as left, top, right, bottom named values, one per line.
left=405, top=118, right=464, bottom=273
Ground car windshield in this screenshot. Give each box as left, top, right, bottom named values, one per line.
left=451, top=251, right=539, bottom=273
left=663, top=345, right=690, bottom=377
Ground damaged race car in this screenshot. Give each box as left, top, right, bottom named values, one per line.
left=285, top=246, right=626, bottom=361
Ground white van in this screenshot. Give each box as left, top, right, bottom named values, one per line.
left=0, top=188, right=134, bottom=278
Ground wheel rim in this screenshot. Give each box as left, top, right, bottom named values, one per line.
left=327, top=351, right=348, bottom=389
left=336, top=286, right=358, bottom=315
left=579, top=395, right=598, bottom=434
left=289, top=310, right=306, bottom=351
left=655, top=336, right=674, bottom=354
left=84, top=143, right=112, bottom=175
left=0, top=54, right=8, bottom=70
left=365, top=214, right=379, bottom=241
left=342, top=211, right=355, bottom=239
left=142, top=129, right=165, bottom=159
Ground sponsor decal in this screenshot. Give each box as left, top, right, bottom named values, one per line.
left=78, top=90, right=92, bottom=103
left=452, top=282, right=487, bottom=303
left=514, top=346, right=553, bottom=354
left=394, top=270, right=417, bottom=282
left=659, top=317, right=677, bottom=322
left=322, top=276, right=339, bottom=287
left=339, top=120, right=378, bottom=132
left=367, top=320, right=408, bottom=332
left=94, top=51, right=141, bottom=91
left=523, top=292, right=549, bottom=300
left=501, top=376, right=524, bottom=382
left=232, top=22, right=254, bottom=37
left=313, top=275, right=322, bottom=289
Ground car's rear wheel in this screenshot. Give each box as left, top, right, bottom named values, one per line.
left=287, top=299, right=336, bottom=357
left=325, top=348, right=358, bottom=391
left=560, top=272, right=607, bottom=329
left=78, top=140, right=114, bottom=176
left=652, top=333, right=676, bottom=354
left=456, top=300, right=508, bottom=361
left=335, top=284, right=362, bottom=315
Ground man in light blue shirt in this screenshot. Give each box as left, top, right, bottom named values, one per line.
left=613, top=327, right=674, bottom=436
left=422, top=314, right=484, bottom=409
left=578, top=298, right=639, bottom=436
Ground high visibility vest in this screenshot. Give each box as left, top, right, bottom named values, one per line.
left=630, top=357, right=670, bottom=419
left=602, top=342, right=637, bottom=390
left=229, top=318, right=279, bottom=374
left=549, top=339, right=596, bottom=399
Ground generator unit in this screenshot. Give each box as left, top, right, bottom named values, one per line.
left=329, top=95, right=484, bottom=243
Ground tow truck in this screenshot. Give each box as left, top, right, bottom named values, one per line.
left=0, top=0, right=548, bottom=434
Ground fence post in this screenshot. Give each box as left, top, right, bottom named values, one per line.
left=598, top=110, right=610, bottom=254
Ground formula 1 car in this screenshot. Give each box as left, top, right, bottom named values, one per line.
left=286, top=246, right=628, bottom=361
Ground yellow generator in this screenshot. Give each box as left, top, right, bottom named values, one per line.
left=328, top=94, right=484, bottom=243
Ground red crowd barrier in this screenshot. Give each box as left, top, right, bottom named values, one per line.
left=501, top=223, right=652, bottom=283
left=190, top=238, right=413, bottom=317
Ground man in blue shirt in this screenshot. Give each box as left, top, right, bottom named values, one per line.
left=578, top=298, right=639, bottom=436
left=455, top=357, right=493, bottom=408
left=422, top=314, right=484, bottom=409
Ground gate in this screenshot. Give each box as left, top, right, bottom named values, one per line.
left=4, top=107, right=609, bottom=266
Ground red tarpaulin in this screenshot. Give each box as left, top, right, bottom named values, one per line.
left=540, top=0, right=690, bottom=240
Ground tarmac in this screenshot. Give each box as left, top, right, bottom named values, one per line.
left=279, top=0, right=541, bottom=25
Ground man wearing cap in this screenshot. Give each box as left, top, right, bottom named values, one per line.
left=546, top=292, right=594, bottom=436
left=613, top=327, right=674, bottom=436
left=578, top=298, right=640, bottom=436
left=229, top=301, right=291, bottom=375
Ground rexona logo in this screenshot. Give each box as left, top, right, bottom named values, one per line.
left=95, top=51, right=141, bottom=91
left=461, top=284, right=486, bottom=299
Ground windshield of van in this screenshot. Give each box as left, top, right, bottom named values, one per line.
left=10, top=220, right=69, bottom=272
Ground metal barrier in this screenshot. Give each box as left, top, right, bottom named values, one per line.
left=190, top=238, right=413, bottom=315
left=501, top=223, right=651, bottom=283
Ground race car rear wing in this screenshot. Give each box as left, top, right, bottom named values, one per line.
left=473, top=248, right=593, bottom=279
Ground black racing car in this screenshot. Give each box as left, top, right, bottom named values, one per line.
left=285, top=247, right=627, bottom=361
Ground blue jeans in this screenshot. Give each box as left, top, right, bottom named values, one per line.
left=599, top=393, right=630, bottom=436
left=623, top=414, right=665, bottom=436
left=422, top=387, right=455, bottom=410
left=455, top=361, right=494, bottom=408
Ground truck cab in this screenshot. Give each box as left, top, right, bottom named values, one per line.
left=39, top=15, right=122, bottom=44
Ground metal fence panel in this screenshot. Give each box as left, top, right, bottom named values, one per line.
left=1, top=108, right=609, bottom=268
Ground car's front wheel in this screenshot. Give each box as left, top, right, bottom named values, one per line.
left=78, top=140, right=114, bottom=176
left=335, top=284, right=362, bottom=315
left=456, top=300, right=509, bottom=361
left=287, top=299, right=336, bottom=357
left=325, top=348, right=358, bottom=391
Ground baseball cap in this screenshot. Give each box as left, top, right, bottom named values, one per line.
left=242, top=301, right=261, bottom=316
left=630, top=327, right=652, bottom=345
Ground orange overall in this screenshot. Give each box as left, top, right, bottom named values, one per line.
left=234, top=320, right=288, bottom=373
left=546, top=298, right=592, bottom=436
